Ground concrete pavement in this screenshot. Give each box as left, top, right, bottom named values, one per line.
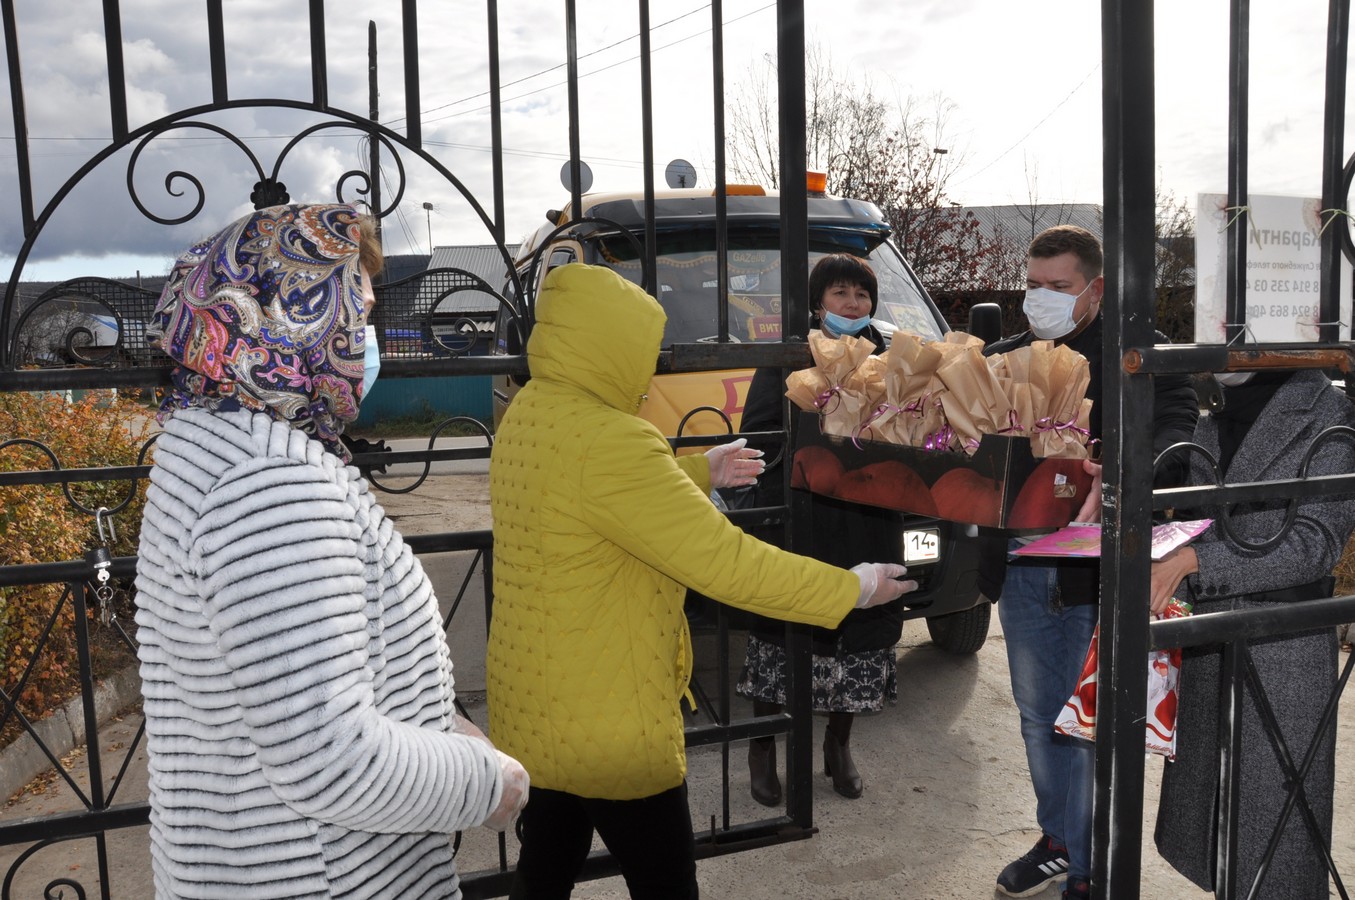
left=4, top=471, right=1354, bottom=897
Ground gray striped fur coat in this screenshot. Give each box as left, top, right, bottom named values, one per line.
left=135, top=409, right=502, bottom=899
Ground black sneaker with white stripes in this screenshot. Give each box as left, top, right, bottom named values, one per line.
left=996, top=835, right=1070, bottom=897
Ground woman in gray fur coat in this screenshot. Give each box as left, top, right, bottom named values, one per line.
left=137, top=204, right=528, bottom=899
left=1150, top=369, right=1355, bottom=899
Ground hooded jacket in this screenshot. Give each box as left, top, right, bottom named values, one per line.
left=486, top=264, right=859, bottom=800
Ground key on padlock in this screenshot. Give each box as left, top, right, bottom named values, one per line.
left=85, top=546, right=113, bottom=623
left=85, top=546, right=112, bottom=581
left=95, top=585, right=115, bottom=625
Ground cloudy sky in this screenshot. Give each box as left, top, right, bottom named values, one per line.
left=0, top=0, right=1347, bottom=281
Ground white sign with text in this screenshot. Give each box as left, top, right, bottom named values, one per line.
left=1194, top=193, right=1351, bottom=343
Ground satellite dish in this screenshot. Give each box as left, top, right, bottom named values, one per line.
left=560, top=160, right=594, bottom=194
left=665, top=159, right=698, bottom=189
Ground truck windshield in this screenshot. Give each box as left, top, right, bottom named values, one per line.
left=584, top=227, right=945, bottom=346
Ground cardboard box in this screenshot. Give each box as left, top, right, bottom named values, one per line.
left=790, top=411, right=1095, bottom=529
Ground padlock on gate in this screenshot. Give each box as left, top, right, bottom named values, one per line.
left=87, top=507, right=117, bottom=625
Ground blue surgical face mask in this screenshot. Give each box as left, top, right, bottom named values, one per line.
left=822, top=310, right=872, bottom=336
left=361, top=324, right=381, bottom=396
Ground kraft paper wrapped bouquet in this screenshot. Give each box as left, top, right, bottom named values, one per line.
left=1022, top=340, right=1094, bottom=459
left=936, top=345, right=1017, bottom=457
left=786, top=329, right=1096, bottom=459
left=785, top=330, right=880, bottom=438
left=872, top=331, right=947, bottom=448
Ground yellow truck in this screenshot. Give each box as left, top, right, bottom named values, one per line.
left=490, top=184, right=989, bottom=653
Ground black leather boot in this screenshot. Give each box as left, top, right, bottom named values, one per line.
left=823, top=720, right=862, bottom=799
left=748, top=738, right=782, bottom=806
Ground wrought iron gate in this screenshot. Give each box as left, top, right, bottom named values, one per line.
left=4, top=1, right=1355, bottom=898
left=1099, top=1, right=1355, bottom=898
left=0, top=1, right=831, bottom=898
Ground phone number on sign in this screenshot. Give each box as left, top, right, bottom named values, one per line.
left=1249, top=279, right=1319, bottom=294
left=1246, top=302, right=1319, bottom=318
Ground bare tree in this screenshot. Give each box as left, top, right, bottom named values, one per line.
left=726, top=51, right=1000, bottom=298
left=726, top=52, right=783, bottom=188
left=1012, top=156, right=1078, bottom=245
left=13, top=295, right=119, bottom=367
left=1154, top=187, right=1196, bottom=343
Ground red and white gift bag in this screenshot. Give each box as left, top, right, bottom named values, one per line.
left=1053, top=598, right=1191, bottom=760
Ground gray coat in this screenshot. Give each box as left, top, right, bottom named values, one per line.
left=1155, top=370, right=1355, bottom=898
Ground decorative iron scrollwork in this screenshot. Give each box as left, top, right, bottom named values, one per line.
left=127, top=119, right=405, bottom=226
left=249, top=178, right=290, bottom=209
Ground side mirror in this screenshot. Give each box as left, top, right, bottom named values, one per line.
left=968, top=302, right=1003, bottom=346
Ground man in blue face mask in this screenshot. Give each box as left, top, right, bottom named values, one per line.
left=983, top=226, right=1200, bottom=900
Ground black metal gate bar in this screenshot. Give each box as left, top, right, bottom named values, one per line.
left=309, top=0, right=327, bottom=107
left=486, top=0, right=505, bottom=243
left=1, top=0, right=33, bottom=257
left=711, top=0, right=730, bottom=343
left=402, top=0, right=421, bottom=148
left=774, top=0, right=814, bottom=833
left=638, top=1, right=658, bottom=304
left=101, top=0, right=128, bottom=142
left=1097, top=0, right=1158, bottom=895
left=1225, top=0, right=1250, bottom=349
left=72, top=579, right=114, bottom=900
left=1157, top=472, right=1355, bottom=509
left=207, top=0, right=226, bottom=103
left=564, top=1, right=583, bottom=229
left=1319, top=0, right=1350, bottom=344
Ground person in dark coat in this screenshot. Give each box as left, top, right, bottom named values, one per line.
left=987, top=226, right=1200, bottom=900
left=1152, top=368, right=1355, bottom=899
left=734, top=253, right=907, bottom=804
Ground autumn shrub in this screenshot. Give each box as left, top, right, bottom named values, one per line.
left=0, top=390, right=153, bottom=736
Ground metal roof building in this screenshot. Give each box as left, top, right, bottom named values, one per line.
left=949, top=203, right=1105, bottom=249
left=421, top=244, right=520, bottom=316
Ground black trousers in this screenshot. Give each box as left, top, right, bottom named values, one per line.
left=508, top=782, right=698, bottom=900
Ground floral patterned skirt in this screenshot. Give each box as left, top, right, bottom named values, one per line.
left=735, top=634, right=897, bottom=713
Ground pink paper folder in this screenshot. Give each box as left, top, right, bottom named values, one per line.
left=1012, top=519, right=1213, bottom=561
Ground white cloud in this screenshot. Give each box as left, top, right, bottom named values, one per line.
left=3, top=0, right=1354, bottom=282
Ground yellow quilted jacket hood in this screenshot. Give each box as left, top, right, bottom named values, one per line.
left=487, top=264, right=858, bottom=800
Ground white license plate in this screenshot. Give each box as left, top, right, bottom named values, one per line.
left=903, top=528, right=940, bottom=564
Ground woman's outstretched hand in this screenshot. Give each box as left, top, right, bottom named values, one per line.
left=706, top=438, right=766, bottom=489
left=851, top=562, right=919, bottom=608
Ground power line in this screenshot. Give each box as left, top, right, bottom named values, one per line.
left=382, top=170, right=422, bottom=255
left=385, top=3, right=720, bottom=126
left=0, top=2, right=777, bottom=145
left=955, top=62, right=1100, bottom=187
left=418, top=3, right=775, bottom=127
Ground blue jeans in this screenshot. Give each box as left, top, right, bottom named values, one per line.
left=998, top=555, right=1098, bottom=881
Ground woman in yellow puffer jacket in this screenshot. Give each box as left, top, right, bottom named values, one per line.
left=487, top=263, right=913, bottom=899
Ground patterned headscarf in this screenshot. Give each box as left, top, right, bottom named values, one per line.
left=148, top=204, right=369, bottom=460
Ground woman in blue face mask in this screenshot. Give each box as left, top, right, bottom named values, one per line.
left=813, top=261, right=877, bottom=338
left=733, top=253, right=902, bottom=803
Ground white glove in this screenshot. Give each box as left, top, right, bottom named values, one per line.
left=851, top=562, right=918, bottom=608
left=482, top=749, right=530, bottom=832
left=451, top=713, right=487, bottom=740
left=706, top=437, right=766, bottom=489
